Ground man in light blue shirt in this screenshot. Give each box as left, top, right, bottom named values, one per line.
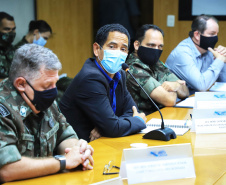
left=166, top=15, right=226, bottom=95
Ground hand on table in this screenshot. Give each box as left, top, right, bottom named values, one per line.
left=132, top=106, right=147, bottom=123
left=89, top=127, right=101, bottom=142
left=65, top=139, right=94, bottom=170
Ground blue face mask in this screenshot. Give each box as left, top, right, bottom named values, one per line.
left=33, top=33, right=47, bottom=46
left=100, top=49, right=128, bottom=74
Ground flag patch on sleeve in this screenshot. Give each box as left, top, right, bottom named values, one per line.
left=0, top=103, right=10, bottom=117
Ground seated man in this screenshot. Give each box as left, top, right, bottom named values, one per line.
left=0, top=12, right=16, bottom=81
left=60, top=24, right=146, bottom=142
left=166, top=14, right=226, bottom=95
left=0, top=44, right=93, bottom=183
left=126, top=24, right=189, bottom=115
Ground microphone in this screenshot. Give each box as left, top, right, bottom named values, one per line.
left=122, top=63, right=176, bottom=141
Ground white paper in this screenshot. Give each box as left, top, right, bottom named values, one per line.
left=175, top=97, right=195, bottom=108
left=209, top=82, right=226, bottom=92
left=140, top=118, right=191, bottom=136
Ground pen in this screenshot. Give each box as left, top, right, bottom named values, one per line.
left=190, top=114, right=192, bottom=119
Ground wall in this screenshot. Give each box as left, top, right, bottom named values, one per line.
left=0, top=0, right=35, bottom=44
left=36, top=0, right=93, bottom=78
left=153, top=0, right=226, bottom=62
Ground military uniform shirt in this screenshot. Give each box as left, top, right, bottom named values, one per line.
left=126, top=53, right=179, bottom=115
left=0, top=45, right=15, bottom=78
left=0, top=79, right=78, bottom=168
left=14, top=36, right=28, bottom=50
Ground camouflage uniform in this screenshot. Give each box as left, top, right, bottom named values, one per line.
left=0, top=78, right=78, bottom=169
left=125, top=53, right=179, bottom=115
left=56, top=76, right=73, bottom=103
left=0, top=45, right=15, bottom=79
left=14, top=36, right=28, bottom=50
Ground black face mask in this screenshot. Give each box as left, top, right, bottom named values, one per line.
left=0, top=31, right=16, bottom=46
left=25, top=80, right=58, bottom=111
left=137, top=46, right=163, bottom=66
left=199, top=34, right=218, bottom=50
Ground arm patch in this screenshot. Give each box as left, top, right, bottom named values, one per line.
left=0, top=103, right=10, bottom=117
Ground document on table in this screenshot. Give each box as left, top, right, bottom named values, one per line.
left=140, top=118, right=191, bottom=136
left=209, top=82, right=226, bottom=92
left=174, top=97, right=195, bottom=108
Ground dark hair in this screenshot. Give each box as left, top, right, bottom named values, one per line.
left=0, top=12, right=14, bottom=26
left=189, top=14, right=218, bottom=37
left=29, top=20, right=52, bottom=34
left=135, top=24, right=164, bottom=43
left=95, top=23, right=130, bottom=47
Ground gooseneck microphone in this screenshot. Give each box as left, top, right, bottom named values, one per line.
left=122, top=63, right=176, bottom=141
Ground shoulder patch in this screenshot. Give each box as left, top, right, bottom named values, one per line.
left=0, top=103, right=10, bottom=117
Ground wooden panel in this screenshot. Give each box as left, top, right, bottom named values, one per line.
left=36, top=0, right=93, bottom=78
left=153, top=0, right=226, bottom=63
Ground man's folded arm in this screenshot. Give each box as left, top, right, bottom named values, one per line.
left=0, top=155, right=60, bottom=183
left=168, top=52, right=224, bottom=91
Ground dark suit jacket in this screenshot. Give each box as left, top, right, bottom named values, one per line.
left=59, top=58, right=146, bottom=142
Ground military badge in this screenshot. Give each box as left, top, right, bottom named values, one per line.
left=20, top=106, right=27, bottom=117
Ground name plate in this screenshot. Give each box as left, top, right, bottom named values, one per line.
left=194, top=92, right=226, bottom=109
left=191, top=108, right=226, bottom=133
left=120, top=143, right=195, bottom=184
left=197, top=101, right=226, bottom=109
left=90, top=177, right=123, bottom=185
left=195, top=118, right=226, bottom=134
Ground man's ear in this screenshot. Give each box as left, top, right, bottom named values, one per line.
left=93, top=42, right=100, bottom=57
left=13, top=77, right=26, bottom=93
left=134, top=40, right=140, bottom=52
left=193, top=31, right=200, bottom=42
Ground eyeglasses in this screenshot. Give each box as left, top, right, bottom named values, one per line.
left=103, top=160, right=120, bottom=175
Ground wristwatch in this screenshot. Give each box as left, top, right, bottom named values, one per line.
left=54, top=155, right=66, bottom=171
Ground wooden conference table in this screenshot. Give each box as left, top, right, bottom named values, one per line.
left=4, top=107, right=226, bottom=185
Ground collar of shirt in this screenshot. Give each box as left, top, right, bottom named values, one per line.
left=3, top=78, right=33, bottom=120
left=95, top=60, right=121, bottom=113
left=188, top=37, right=202, bottom=58
left=187, top=37, right=209, bottom=58
left=94, top=60, right=121, bottom=83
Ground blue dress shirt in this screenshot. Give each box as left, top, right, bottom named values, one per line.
left=165, top=37, right=225, bottom=95
left=95, top=60, right=120, bottom=113
left=95, top=60, right=145, bottom=124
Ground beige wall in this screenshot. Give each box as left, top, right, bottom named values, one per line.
left=153, top=0, right=226, bottom=63
left=36, top=0, right=93, bottom=78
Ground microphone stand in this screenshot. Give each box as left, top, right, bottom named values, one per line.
left=125, top=67, right=176, bottom=141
